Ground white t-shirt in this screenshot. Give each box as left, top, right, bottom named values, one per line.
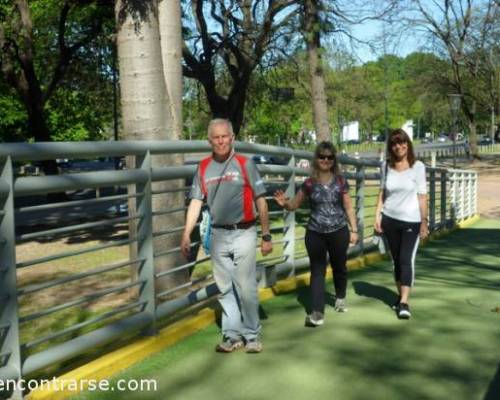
left=381, top=160, right=427, bottom=223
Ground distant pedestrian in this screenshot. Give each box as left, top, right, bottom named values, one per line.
left=274, top=141, right=358, bottom=327
left=464, top=138, right=471, bottom=160
left=374, top=129, right=428, bottom=320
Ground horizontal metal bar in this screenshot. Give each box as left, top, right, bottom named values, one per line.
left=22, top=311, right=153, bottom=375
left=2, top=141, right=206, bottom=161
left=257, top=255, right=286, bottom=267
left=155, top=263, right=194, bottom=278
left=151, top=186, right=189, bottom=195
left=15, top=169, right=149, bottom=196
left=3, top=140, right=381, bottom=170
left=23, top=300, right=147, bottom=349
left=151, top=165, right=196, bottom=181
left=17, top=213, right=141, bottom=242
left=155, top=260, right=201, bottom=279
left=153, top=225, right=184, bottom=238
left=18, top=258, right=143, bottom=296
left=268, top=210, right=283, bottom=216
left=155, top=282, right=219, bottom=321
left=15, top=192, right=140, bottom=214
left=154, top=241, right=202, bottom=259
left=17, top=237, right=137, bottom=269
left=156, top=281, right=193, bottom=299
left=151, top=206, right=187, bottom=217
left=19, top=280, right=145, bottom=323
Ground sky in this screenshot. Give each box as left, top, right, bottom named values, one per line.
left=351, top=19, right=428, bottom=63
left=352, top=12, right=425, bottom=63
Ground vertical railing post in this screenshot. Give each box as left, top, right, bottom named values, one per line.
left=283, top=155, right=296, bottom=277
left=459, top=172, right=465, bottom=221
left=440, top=171, right=447, bottom=229
left=429, top=169, right=436, bottom=231
left=468, top=172, right=474, bottom=218
left=0, top=156, right=23, bottom=398
left=449, top=171, right=457, bottom=226
left=473, top=172, right=478, bottom=216
left=135, top=152, right=157, bottom=335
left=355, top=165, right=365, bottom=255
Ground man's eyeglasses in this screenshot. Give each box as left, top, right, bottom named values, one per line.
left=318, top=154, right=334, bottom=161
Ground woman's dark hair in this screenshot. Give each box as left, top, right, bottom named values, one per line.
left=311, top=141, right=340, bottom=179
left=386, top=128, right=416, bottom=167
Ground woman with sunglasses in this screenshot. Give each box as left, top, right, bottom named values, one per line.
left=274, top=141, right=358, bottom=327
left=374, top=128, right=429, bottom=319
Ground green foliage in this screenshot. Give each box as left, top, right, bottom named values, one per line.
left=0, top=0, right=115, bottom=142
left=0, top=87, right=27, bottom=142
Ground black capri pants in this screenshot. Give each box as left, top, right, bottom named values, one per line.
left=381, top=214, right=420, bottom=287
left=305, top=226, right=350, bottom=313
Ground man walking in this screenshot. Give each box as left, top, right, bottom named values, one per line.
left=181, top=119, right=273, bottom=353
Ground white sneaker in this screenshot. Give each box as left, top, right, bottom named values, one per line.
left=305, top=311, right=324, bottom=326
left=334, top=298, right=348, bottom=312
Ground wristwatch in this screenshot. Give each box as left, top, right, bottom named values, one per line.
left=262, top=234, right=272, bottom=242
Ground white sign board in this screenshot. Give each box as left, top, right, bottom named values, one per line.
left=401, top=120, right=414, bottom=140
left=342, top=121, right=359, bottom=142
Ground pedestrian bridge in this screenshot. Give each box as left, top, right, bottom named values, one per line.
left=71, top=217, right=500, bottom=400
left=0, top=141, right=497, bottom=399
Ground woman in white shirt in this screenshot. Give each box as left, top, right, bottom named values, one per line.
left=374, top=129, right=429, bottom=319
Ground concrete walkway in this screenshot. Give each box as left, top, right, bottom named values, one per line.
left=73, top=218, right=500, bottom=400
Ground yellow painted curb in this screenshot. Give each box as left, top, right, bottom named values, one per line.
left=458, top=214, right=480, bottom=228
left=258, top=287, right=275, bottom=302
left=27, top=308, right=216, bottom=400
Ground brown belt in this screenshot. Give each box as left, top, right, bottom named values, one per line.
left=211, top=221, right=256, bottom=230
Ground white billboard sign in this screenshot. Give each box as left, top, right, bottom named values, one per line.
left=402, top=120, right=414, bottom=140
left=342, top=121, right=359, bottom=142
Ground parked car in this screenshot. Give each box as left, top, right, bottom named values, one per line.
left=479, top=136, right=493, bottom=145
left=422, top=137, right=433, bottom=144
left=437, top=135, right=449, bottom=143
left=252, top=155, right=288, bottom=165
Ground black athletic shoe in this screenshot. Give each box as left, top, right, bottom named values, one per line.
left=397, top=303, right=411, bottom=319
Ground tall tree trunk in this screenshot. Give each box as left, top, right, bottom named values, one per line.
left=157, top=0, right=189, bottom=287
left=303, top=0, right=331, bottom=143
left=116, top=0, right=188, bottom=298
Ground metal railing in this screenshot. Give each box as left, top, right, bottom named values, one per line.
left=0, top=140, right=478, bottom=386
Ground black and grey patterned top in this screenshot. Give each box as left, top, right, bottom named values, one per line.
left=301, top=176, right=349, bottom=233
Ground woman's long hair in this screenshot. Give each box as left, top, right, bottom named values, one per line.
left=311, top=141, right=340, bottom=180
left=386, top=128, right=416, bottom=167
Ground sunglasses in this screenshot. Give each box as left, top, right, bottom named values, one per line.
left=390, top=138, right=408, bottom=146
left=318, top=154, right=334, bottom=161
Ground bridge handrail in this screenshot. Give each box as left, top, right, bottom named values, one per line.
left=0, top=140, right=478, bottom=384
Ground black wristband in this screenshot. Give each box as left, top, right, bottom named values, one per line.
left=262, top=234, right=272, bottom=242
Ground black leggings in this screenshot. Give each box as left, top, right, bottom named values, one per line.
left=305, top=226, right=350, bottom=313
left=381, top=214, right=420, bottom=287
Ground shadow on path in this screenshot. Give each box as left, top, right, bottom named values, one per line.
left=484, top=361, right=500, bottom=400
left=352, top=281, right=398, bottom=308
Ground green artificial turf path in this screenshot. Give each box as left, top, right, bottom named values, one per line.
left=73, top=218, right=500, bottom=400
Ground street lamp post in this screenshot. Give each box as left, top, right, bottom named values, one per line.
left=448, top=94, right=462, bottom=169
